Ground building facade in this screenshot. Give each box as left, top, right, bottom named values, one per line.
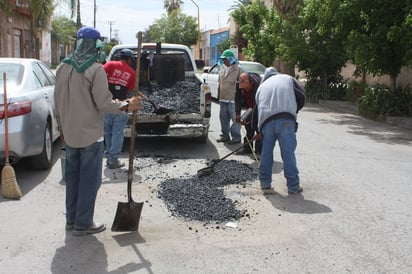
left=0, top=2, right=51, bottom=65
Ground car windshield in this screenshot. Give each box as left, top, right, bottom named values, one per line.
left=240, top=63, right=266, bottom=75
left=0, top=63, right=24, bottom=86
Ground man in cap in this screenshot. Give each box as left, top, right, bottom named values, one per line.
left=103, top=49, right=136, bottom=169
left=54, top=27, right=142, bottom=236
left=254, top=67, right=305, bottom=195
left=216, top=49, right=242, bottom=144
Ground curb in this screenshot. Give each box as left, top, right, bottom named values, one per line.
left=318, top=100, right=412, bottom=130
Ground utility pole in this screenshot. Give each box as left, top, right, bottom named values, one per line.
left=93, top=0, right=96, bottom=28
left=190, top=0, right=200, bottom=59
left=107, top=21, right=115, bottom=42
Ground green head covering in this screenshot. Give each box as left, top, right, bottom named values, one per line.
left=62, top=27, right=104, bottom=72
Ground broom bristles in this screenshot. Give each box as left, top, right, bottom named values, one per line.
left=1, top=163, right=22, bottom=199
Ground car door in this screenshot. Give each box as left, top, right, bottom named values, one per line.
left=31, top=62, right=55, bottom=146
left=203, top=64, right=220, bottom=99
left=36, top=62, right=59, bottom=141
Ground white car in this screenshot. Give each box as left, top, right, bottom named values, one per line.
left=0, top=58, right=60, bottom=168
left=200, top=61, right=266, bottom=99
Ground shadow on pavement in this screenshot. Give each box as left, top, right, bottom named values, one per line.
left=264, top=192, right=332, bottom=214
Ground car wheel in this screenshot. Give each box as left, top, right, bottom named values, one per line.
left=31, top=123, right=53, bottom=169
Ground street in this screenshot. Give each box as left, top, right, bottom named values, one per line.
left=0, top=102, right=411, bottom=273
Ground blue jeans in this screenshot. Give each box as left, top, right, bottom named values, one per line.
left=65, top=141, right=104, bottom=230
left=104, top=112, right=128, bottom=165
left=259, top=118, right=300, bottom=192
left=219, top=101, right=241, bottom=141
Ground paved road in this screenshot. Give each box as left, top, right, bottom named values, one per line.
left=0, top=102, right=411, bottom=273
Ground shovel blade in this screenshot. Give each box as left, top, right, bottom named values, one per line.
left=197, top=166, right=214, bottom=177
left=111, top=200, right=144, bottom=232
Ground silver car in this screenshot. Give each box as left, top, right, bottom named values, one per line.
left=200, top=61, right=266, bottom=99
left=0, top=58, right=60, bottom=169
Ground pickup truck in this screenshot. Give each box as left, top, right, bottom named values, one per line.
left=108, top=43, right=211, bottom=143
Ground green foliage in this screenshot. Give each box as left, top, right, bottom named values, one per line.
left=0, top=0, right=14, bottom=14
left=233, top=1, right=281, bottom=66
left=344, top=81, right=368, bottom=102
left=216, top=39, right=231, bottom=55
left=30, top=0, right=55, bottom=31
left=305, top=78, right=348, bottom=102
left=358, top=85, right=412, bottom=119
left=289, top=0, right=349, bottom=88
left=51, top=17, right=77, bottom=45
left=146, top=10, right=197, bottom=46
left=342, top=0, right=412, bottom=90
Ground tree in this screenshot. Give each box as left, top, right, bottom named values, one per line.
left=149, top=10, right=197, bottom=46
left=0, top=0, right=13, bottom=14
left=163, top=0, right=184, bottom=15
left=229, top=0, right=253, bottom=54
left=51, top=16, right=77, bottom=45
left=231, top=1, right=283, bottom=66
left=28, top=0, right=55, bottom=58
left=341, top=0, right=412, bottom=92
left=286, top=0, right=349, bottom=87
left=67, top=0, right=82, bottom=28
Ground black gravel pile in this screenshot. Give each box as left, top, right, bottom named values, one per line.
left=158, top=160, right=258, bottom=223
left=138, top=81, right=200, bottom=114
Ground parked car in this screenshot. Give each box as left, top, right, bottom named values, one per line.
left=0, top=58, right=60, bottom=169
left=200, top=61, right=266, bottom=99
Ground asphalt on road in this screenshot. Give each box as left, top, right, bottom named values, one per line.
left=0, top=102, right=411, bottom=273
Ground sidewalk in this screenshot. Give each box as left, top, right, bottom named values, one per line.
left=318, top=100, right=412, bottom=130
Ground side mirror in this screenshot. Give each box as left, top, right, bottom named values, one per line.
left=195, top=59, right=205, bottom=69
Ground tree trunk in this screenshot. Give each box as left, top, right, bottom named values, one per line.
left=390, top=76, right=396, bottom=93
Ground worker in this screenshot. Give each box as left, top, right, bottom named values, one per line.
left=103, top=49, right=136, bottom=169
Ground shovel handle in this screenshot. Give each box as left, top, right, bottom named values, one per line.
left=210, top=139, right=253, bottom=168
left=127, top=31, right=143, bottom=201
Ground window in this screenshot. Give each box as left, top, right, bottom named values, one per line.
left=16, top=0, right=29, bottom=8
left=0, top=64, right=24, bottom=85
left=33, top=62, right=51, bottom=87
left=13, top=29, right=22, bottom=58
left=38, top=62, right=55, bottom=85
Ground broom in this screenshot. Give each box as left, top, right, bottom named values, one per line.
left=1, top=72, right=22, bottom=199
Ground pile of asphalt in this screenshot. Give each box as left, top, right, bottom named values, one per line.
left=158, top=160, right=258, bottom=224
left=138, top=81, right=200, bottom=114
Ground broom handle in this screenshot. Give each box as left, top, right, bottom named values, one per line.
left=127, top=31, right=143, bottom=201
left=3, top=72, right=9, bottom=164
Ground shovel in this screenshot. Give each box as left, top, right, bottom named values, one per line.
left=135, top=90, right=173, bottom=115
left=197, top=140, right=253, bottom=177
left=111, top=32, right=144, bottom=232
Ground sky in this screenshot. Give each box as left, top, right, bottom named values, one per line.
left=54, top=0, right=235, bottom=44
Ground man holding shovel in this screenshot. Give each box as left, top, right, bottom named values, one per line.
left=55, top=27, right=141, bottom=236
left=254, top=67, right=305, bottom=195
left=235, top=72, right=262, bottom=155
left=103, top=49, right=136, bottom=169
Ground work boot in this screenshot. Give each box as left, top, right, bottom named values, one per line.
left=216, top=137, right=230, bottom=143
left=72, top=222, right=106, bottom=236
left=107, top=160, right=125, bottom=169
